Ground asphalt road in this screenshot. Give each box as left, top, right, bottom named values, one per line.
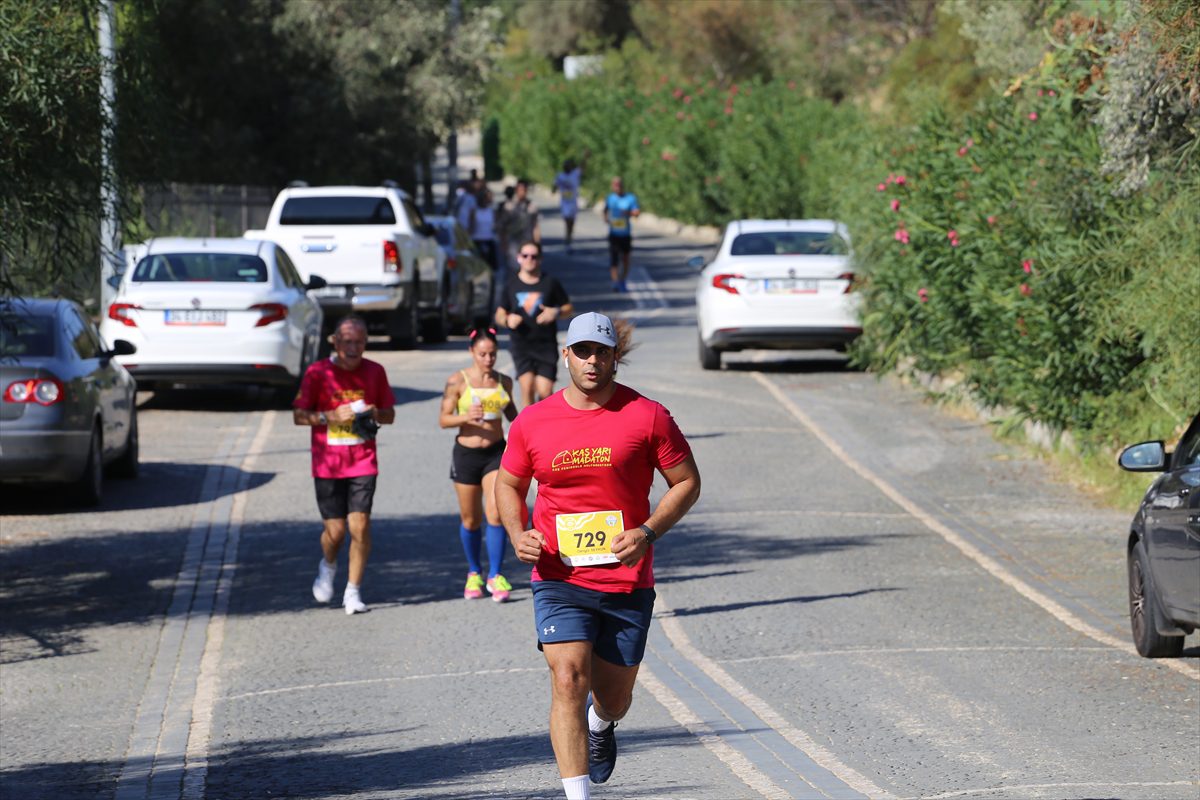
left=2, top=192, right=1197, bottom=800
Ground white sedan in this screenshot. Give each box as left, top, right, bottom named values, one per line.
left=99, top=237, right=326, bottom=393
left=694, top=219, right=862, bottom=370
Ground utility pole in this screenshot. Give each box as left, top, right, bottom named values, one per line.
left=98, top=0, right=122, bottom=310
left=445, top=0, right=461, bottom=213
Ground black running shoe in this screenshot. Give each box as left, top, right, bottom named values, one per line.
left=586, top=697, right=618, bottom=784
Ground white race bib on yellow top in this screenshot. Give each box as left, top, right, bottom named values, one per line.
left=556, top=510, right=623, bottom=566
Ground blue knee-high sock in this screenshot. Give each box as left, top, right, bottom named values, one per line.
left=485, top=523, right=506, bottom=578
left=460, top=525, right=483, bottom=574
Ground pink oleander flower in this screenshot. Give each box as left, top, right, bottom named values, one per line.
left=1028, top=112, right=1038, bottom=121
left=895, top=175, right=907, bottom=186
left=1019, top=283, right=1033, bottom=297
left=676, top=111, right=685, bottom=120
left=1022, top=259, right=1033, bottom=273
left=724, top=106, right=734, bottom=115
left=673, top=88, right=684, bottom=99
left=787, top=80, right=797, bottom=90
left=1037, top=89, right=1045, bottom=97
left=947, top=230, right=958, bottom=240
left=877, top=183, right=887, bottom=192
left=894, top=229, right=910, bottom=244
left=890, top=199, right=901, bottom=211
left=1049, top=89, right=1057, bottom=97
left=683, top=95, right=692, bottom=104
left=958, top=146, right=968, bottom=157
left=918, top=287, right=929, bottom=303
left=987, top=215, right=997, bottom=225
left=661, top=151, right=677, bottom=161
left=642, top=137, right=651, bottom=146
left=966, top=138, right=975, bottom=148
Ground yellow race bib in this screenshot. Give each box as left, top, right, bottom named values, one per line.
left=556, top=510, right=623, bottom=567
left=610, top=217, right=628, bottom=231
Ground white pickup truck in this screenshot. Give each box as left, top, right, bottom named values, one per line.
left=246, top=183, right=448, bottom=347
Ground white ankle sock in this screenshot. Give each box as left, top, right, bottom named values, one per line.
left=561, top=774, right=590, bottom=799
left=588, top=704, right=611, bottom=733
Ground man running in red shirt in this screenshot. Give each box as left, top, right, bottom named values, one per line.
left=293, top=315, right=395, bottom=615
left=496, top=312, right=702, bottom=799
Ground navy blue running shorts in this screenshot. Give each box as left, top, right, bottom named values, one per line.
left=532, top=580, right=656, bottom=667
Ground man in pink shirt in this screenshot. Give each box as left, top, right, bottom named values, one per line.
left=293, top=315, right=395, bottom=615
left=496, top=312, right=702, bottom=799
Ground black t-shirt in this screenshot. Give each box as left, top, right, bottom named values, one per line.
left=499, top=272, right=570, bottom=349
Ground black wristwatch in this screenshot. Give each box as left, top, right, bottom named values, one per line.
left=639, top=524, right=657, bottom=545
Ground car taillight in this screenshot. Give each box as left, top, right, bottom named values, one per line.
left=251, top=303, right=288, bottom=327
left=837, top=272, right=859, bottom=293
left=446, top=256, right=457, bottom=271
left=3, top=378, right=64, bottom=405
left=108, top=302, right=141, bottom=327
left=383, top=240, right=399, bottom=273
left=712, top=273, right=743, bottom=295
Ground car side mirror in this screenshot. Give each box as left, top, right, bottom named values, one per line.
left=103, top=339, right=137, bottom=361
left=1118, top=441, right=1167, bottom=472
left=306, top=274, right=328, bottom=291
left=687, top=255, right=706, bottom=269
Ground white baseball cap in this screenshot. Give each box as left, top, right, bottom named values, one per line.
left=565, top=312, right=617, bottom=348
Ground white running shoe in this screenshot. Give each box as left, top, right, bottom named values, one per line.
left=312, top=559, right=335, bottom=603
left=343, top=585, right=368, bottom=615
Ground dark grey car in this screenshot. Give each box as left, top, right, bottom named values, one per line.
left=1118, top=412, right=1200, bottom=657
left=426, top=215, right=495, bottom=335
left=0, top=298, right=139, bottom=506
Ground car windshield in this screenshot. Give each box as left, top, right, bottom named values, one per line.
left=730, top=231, right=849, bottom=256
left=132, top=253, right=268, bottom=282
left=432, top=226, right=454, bottom=247
left=0, top=313, right=56, bottom=357
left=279, top=197, right=396, bottom=225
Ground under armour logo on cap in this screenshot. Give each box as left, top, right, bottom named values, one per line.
left=565, top=311, right=618, bottom=348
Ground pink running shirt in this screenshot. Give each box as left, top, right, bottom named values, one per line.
left=501, top=384, right=692, bottom=593
left=293, top=357, right=395, bottom=479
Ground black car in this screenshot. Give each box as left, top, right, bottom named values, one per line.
left=0, top=298, right=139, bottom=505
left=1118, top=413, right=1200, bottom=657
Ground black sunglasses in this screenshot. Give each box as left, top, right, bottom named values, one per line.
left=517, top=252, right=540, bottom=259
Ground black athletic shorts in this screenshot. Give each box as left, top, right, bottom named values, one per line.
left=314, top=475, right=377, bottom=519
left=511, top=343, right=558, bottom=380
left=608, top=234, right=633, bottom=265
left=450, top=439, right=506, bottom=485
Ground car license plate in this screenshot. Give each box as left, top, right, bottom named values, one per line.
left=165, top=309, right=226, bottom=326
left=311, top=285, right=347, bottom=298
left=764, top=279, right=818, bottom=294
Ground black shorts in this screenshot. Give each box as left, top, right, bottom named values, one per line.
left=511, top=343, right=558, bottom=380
left=450, top=439, right=505, bottom=485
left=314, top=475, right=377, bottom=519
left=608, top=234, right=633, bottom=265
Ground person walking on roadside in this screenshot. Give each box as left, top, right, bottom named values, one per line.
left=495, top=312, right=702, bottom=799
left=498, top=178, right=541, bottom=274
left=438, top=327, right=519, bottom=602
left=553, top=154, right=586, bottom=255
left=472, top=188, right=500, bottom=271
left=453, top=177, right=479, bottom=237
left=494, top=240, right=573, bottom=407
left=294, top=315, right=396, bottom=615
left=603, top=176, right=640, bottom=293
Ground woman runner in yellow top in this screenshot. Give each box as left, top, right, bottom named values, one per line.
left=439, top=327, right=519, bottom=601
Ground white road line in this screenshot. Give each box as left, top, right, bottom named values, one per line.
left=181, top=410, right=275, bottom=799
left=223, top=665, right=546, bottom=702
left=628, top=264, right=669, bottom=314
left=655, top=596, right=895, bottom=800
left=637, top=666, right=792, bottom=800
left=751, top=371, right=1200, bottom=682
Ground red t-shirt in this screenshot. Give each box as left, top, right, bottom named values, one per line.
left=501, top=384, right=692, bottom=593
left=293, top=357, right=395, bottom=479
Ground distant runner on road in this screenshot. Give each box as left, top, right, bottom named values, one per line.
left=293, top=315, right=395, bottom=615
left=495, top=312, right=702, bottom=800
left=553, top=152, right=587, bottom=255
left=603, top=176, right=640, bottom=293
left=494, top=240, right=573, bottom=407
left=438, top=326, right=519, bottom=602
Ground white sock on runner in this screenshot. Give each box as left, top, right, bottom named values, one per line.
left=562, top=774, right=590, bottom=799
left=588, top=704, right=611, bottom=733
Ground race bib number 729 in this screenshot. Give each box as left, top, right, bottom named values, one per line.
left=556, top=510, right=623, bottom=567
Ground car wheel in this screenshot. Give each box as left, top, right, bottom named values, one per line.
left=699, top=333, right=721, bottom=371
left=1128, top=538, right=1185, bottom=658
left=72, top=426, right=103, bottom=507
left=389, top=276, right=421, bottom=350
left=110, top=407, right=139, bottom=479
left=422, top=276, right=450, bottom=344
